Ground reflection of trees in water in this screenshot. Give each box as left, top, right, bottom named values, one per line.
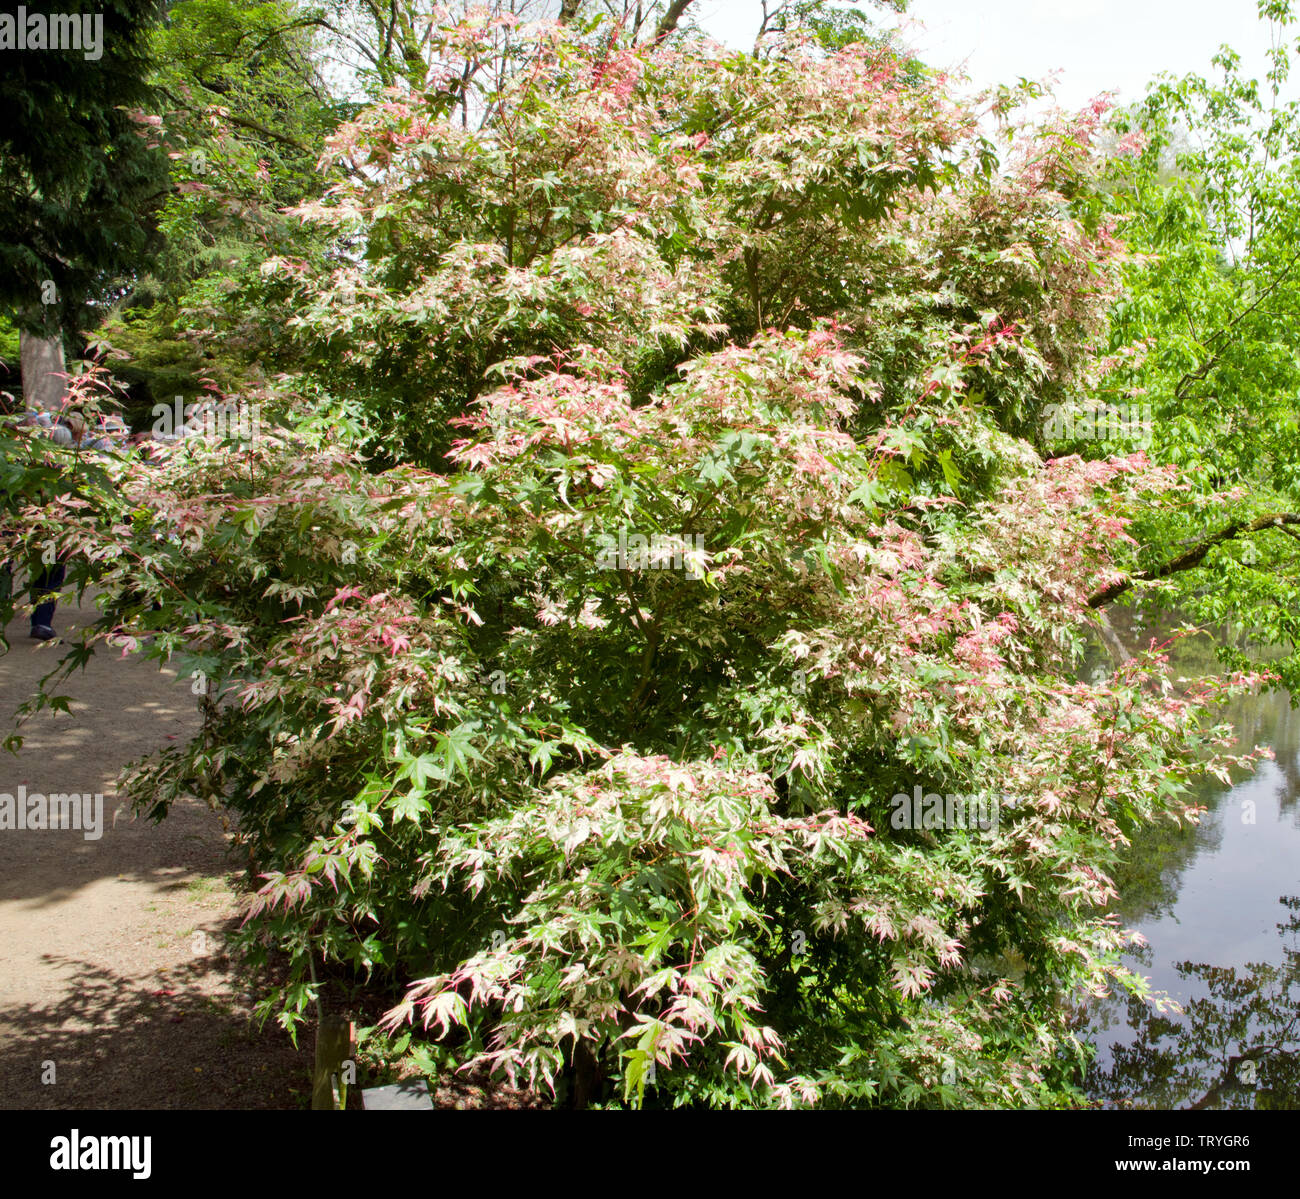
left=1268, top=702, right=1300, bottom=812
left=1073, top=607, right=1300, bottom=1106
left=1077, top=609, right=1294, bottom=923
left=1108, top=810, right=1217, bottom=926
left=1086, top=896, right=1300, bottom=1109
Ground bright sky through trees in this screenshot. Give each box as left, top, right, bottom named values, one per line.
left=700, top=0, right=1278, bottom=109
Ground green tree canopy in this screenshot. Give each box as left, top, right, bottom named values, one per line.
left=0, top=0, right=169, bottom=336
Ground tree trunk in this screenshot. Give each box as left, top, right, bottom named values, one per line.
left=1096, top=610, right=1133, bottom=666
left=19, top=329, right=67, bottom=413
left=654, top=0, right=694, bottom=41
left=569, top=1039, right=605, bottom=1108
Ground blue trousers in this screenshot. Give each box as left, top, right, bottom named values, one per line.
left=31, top=561, right=66, bottom=628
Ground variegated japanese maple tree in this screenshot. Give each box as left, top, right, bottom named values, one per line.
left=4, top=13, right=1269, bottom=1107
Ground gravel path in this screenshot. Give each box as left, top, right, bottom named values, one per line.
left=0, top=596, right=305, bottom=1109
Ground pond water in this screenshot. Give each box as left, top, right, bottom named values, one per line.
left=1076, top=612, right=1300, bottom=1109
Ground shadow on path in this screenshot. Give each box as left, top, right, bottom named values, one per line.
left=0, top=942, right=305, bottom=1110
left=0, top=597, right=308, bottom=1109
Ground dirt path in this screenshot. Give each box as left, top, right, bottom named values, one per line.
left=0, top=596, right=305, bottom=1109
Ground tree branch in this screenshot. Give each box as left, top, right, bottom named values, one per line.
left=1088, top=512, right=1300, bottom=608
left=222, top=113, right=313, bottom=156
left=653, top=0, right=694, bottom=42
left=1174, top=243, right=1300, bottom=401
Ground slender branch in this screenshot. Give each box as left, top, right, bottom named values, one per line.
left=1174, top=244, right=1300, bottom=401
left=222, top=113, right=314, bottom=156
left=295, top=16, right=386, bottom=72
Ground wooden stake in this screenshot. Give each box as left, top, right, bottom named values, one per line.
left=312, top=1014, right=354, bottom=1110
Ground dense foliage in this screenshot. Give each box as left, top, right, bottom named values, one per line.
left=0, top=0, right=169, bottom=335
left=5, top=2, right=1297, bottom=1110
left=97, top=0, right=346, bottom=418
left=1064, top=0, right=1300, bottom=689
left=5, top=12, right=1276, bottom=1109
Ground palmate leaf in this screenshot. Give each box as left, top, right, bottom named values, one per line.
left=388, top=787, right=431, bottom=824
left=421, top=991, right=469, bottom=1038
left=620, top=1017, right=668, bottom=1108
left=528, top=740, right=557, bottom=775
left=395, top=722, right=486, bottom=789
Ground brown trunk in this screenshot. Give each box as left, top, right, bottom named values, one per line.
left=654, top=0, right=694, bottom=41
left=569, top=1039, right=605, bottom=1108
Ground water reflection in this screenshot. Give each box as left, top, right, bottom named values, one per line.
left=1085, top=897, right=1300, bottom=1109
left=1077, top=608, right=1300, bottom=1108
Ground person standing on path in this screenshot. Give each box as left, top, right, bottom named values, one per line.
left=29, top=411, right=113, bottom=641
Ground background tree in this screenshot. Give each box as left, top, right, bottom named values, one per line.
left=1052, top=0, right=1300, bottom=694
left=0, top=0, right=169, bottom=407
left=303, top=2, right=906, bottom=99
left=98, top=0, right=345, bottom=418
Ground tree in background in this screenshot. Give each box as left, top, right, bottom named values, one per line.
left=0, top=0, right=169, bottom=408
left=98, top=0, right=345, bottom=419
left=1051, top=0, right=1300, bottom=694
left=300, top=1, right=907, bottom=97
